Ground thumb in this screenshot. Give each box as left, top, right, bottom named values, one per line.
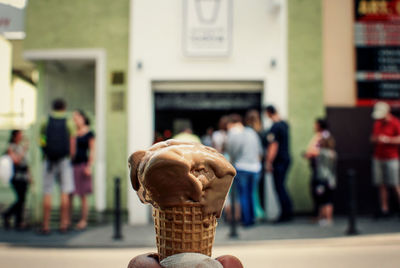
left=216, top=255, right=244, bottom=268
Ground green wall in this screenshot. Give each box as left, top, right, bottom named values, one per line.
left=0, top=130, right=13, bottom=207
left=23, top=0, right=324, bottom=214
left=24, top=0, right=129, bottom=210
left=288, top=0, right=324, bottom=212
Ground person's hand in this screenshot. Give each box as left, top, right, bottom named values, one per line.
left=23, top=140, right=29, bottom=152
left=265, top=161, right=273, bottom=172
left=27, top=172, right=34, bottom=185
left=127, top=253, right=243, bottom=268
left=378, top=135, right=390, bottom=144
left=216, top=255, right=243, bottom=268
left=84, top=165, right=92, bottom=176
left=128, top=253, right=160, bottom=268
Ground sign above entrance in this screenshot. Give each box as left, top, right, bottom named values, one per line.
left=182, top=0, right=232, bottom=57
left=155, top=92, right=261, bottom=111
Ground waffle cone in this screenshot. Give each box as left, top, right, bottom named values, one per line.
left=152, top=203, right=217, bottom=260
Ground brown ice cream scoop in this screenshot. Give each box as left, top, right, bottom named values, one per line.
left=128, top=139, right=236, bottom=217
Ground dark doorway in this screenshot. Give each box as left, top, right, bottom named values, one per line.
left=153, top=87, right=264, bottom=209
left=154, top=91, right=262, bottom=138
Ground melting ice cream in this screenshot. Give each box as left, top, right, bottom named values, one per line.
left=128, top=140, right=236, bottom=217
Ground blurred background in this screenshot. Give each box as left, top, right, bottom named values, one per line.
left=1, top=0, right=400, bottom=267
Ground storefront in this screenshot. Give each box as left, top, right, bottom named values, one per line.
left=20, top=0, right=326, bottom=224
left=127, top=0, right=289, bottom=224
left=21, top=0, right=130, bottom=217
left=153, top=81, right=263, bottom=137
left=323, top=0, right=400, bottom=213
left=23, top=49, right=107, bottom=212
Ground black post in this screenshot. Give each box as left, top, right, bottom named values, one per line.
left=229, top=183, right=238, bottom=238
left=113, top=177, right=123, bottom=240
left=346, top=169, right=359, bottom=235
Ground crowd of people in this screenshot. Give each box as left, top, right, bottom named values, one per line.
left=219, top=106, right=297, bottom=225
left=2, top=99, right=95, bottom=234
left=166, top=105, right=337, bottom=226
left=2, top=100, right=399, bottom=232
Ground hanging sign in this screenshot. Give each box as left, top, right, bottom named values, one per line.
left=182, top=0, right=232, bottom=56
left=0, top=0, right=26, bottom=39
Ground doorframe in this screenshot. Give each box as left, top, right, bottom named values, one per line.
left=24, top=49, right=107, bottom=212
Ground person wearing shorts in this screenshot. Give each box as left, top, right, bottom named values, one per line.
left=43, top=159, right=74, bottom=195
left=39, top=99, right=75, bottom=234
left=370, top=102, right=400, bottom=217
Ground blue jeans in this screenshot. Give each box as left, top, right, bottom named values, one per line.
left=252, top=172, right=265, bottom=219
left=236, top=169, right=259, bottom=226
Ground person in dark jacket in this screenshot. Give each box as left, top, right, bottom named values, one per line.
left=263, top=105, right=293, bottom=223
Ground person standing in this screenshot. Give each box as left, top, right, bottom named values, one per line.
left=226, top=114, right=263, bottom=226
left=70, top=110, right=95, bottom=230
left=213, top=116, right=237, bottom=221
left=370, top=102, right=400, bottom=217
left=314, top=133, right=336, bottom=226
left=304, top=119, right=336, bottom=226
left=304, top=119, right=329, bottom=219
left=244, top=110, right=265, bottom=221
left=263, top=105, right=293, bottom=223
left=212, top=115, right=229, bottom=154
left=201, top=127, right=214, bottom=147
left=2, top=130, right=32, bottom=230
left=39, top=99, right=75, bottom=234
left=172, top=121, right=201, bottom=143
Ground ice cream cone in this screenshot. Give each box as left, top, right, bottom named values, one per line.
left=153, top=203, right=217, bottom=260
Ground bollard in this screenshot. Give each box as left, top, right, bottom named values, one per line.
left=229, top=182, right=238, bottom=238
left=113, top=177, right=123, bottom=240
left=346, top=169, right=359, bottom=235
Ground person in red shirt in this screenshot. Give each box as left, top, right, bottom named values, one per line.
left=370, top=102, right=400, bottom=217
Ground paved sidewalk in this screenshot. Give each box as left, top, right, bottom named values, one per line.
left=0, top=217, right=399, bottom=248
left=1, top=233, right=400, bottom=268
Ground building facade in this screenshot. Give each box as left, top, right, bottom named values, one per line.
left=23, top=0, right=130, bottom=213
left=19, top=0, right=327, bottom=224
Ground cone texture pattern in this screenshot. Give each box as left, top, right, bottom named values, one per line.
left=153, top=204, right=217, bottom=260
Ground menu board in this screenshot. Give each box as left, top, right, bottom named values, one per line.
left=355, top=0, right=400, bottom=106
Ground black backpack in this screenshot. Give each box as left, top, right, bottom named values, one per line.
left=44, top=116, right=70, bottom=161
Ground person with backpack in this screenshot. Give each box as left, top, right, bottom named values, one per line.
left=39, top=99, right=75, bottom=234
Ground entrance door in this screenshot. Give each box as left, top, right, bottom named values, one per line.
left=24, top=49, right=107, bottom=221
left=42, top=60, right=95, bottom=211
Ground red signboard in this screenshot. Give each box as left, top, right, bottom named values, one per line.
left=356, top=0, right=400, bottom=21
